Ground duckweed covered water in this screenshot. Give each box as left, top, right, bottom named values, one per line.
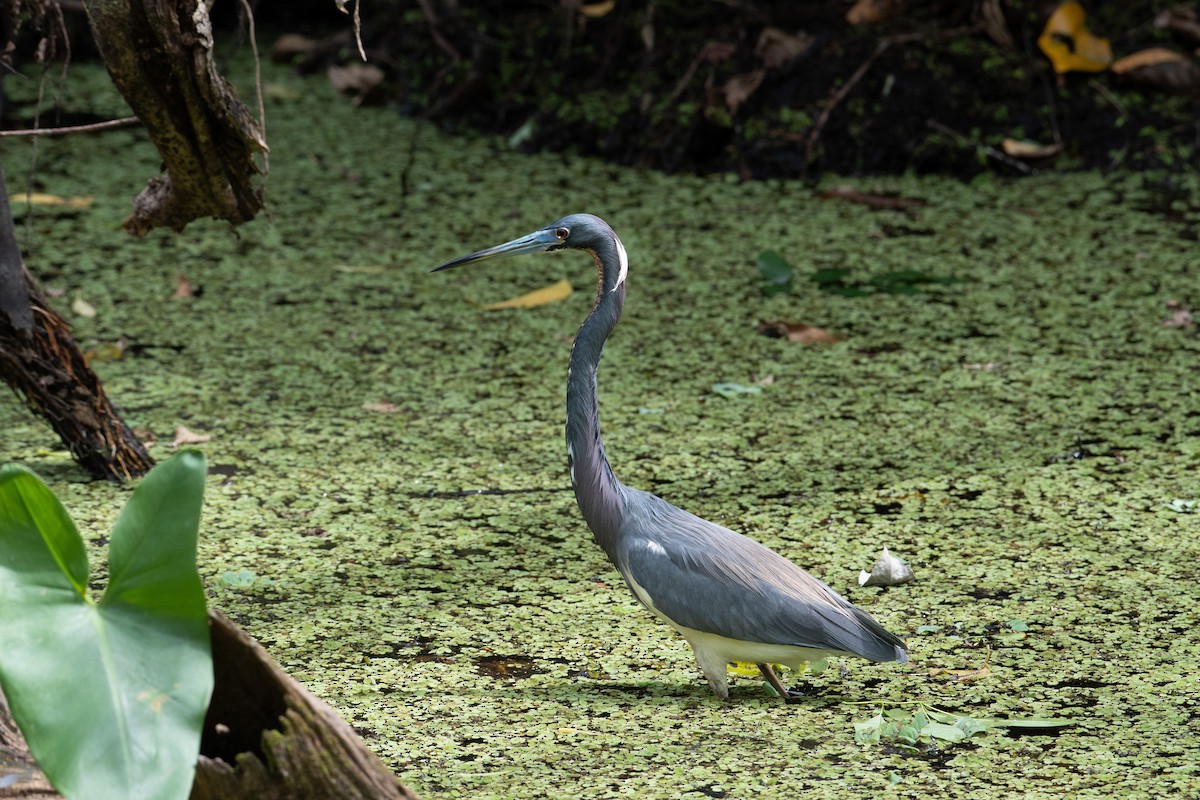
left=2, top=57, right=1198, bottom=798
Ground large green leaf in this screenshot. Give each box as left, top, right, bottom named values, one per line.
left=0, top=449, right=212, bottom=800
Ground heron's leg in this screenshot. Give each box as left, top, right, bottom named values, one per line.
left=757, top=663, right=804, bottom=701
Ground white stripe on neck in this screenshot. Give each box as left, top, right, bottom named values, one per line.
left=612, top=236, right=629, bottom=290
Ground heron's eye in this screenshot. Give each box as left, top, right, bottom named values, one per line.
left=555, top=227, right=569, bottom=240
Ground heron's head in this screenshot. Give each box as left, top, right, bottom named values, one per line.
left=433, top=214, right=617, bottom=272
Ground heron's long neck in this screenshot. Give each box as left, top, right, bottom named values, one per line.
left=566, top=243, right=627, bottom=559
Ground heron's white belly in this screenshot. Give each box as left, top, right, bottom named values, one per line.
left=625, top=573, right=832, bottom=670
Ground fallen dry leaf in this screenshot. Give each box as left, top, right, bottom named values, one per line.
left=1038, top=1, right=1112, bottom=74
left=71, top=296, right=96, bottom=318
left=846, top=0, right=905, bottom=25
left=1156, top=7, right=1200, bottom=45
left=10, top=193, right=94, bottom=208
left=757, top=320, right=840, bottom=344
left=362, top=402, right=399, bottom=413
left=173, top=273, right=193, bottom=299
left=271, top=33, right=321, bottom=62
left=1111, top=48, right=1200, bottom=93
left=483, top=279, right=572, bottom=310
left=173, top=425, right=211, bottom=447
left=327, top=63, right=385, bottom=103
left=132, top=427, right=157, bottom=445
left=723, top=69, right=765, bottom=114
left=1164, top=299, right=1195, bottom=329
left=1001, top=138, right=1064, bottom=161
left=819, top=185, right=927, bottom=211
left=755, top=27, right=813, bottom=69
left=580, top=0, right=615, bottom=18
left=962, top=362, right=999, bottom=371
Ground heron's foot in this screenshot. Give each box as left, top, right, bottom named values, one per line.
left=757, top=663, right=805, bottom=702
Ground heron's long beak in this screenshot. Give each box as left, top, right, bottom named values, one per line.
left=432, top=228, right=559, bottom=272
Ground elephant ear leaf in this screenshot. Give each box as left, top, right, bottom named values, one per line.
left=0, top=449, right=213, bottom=800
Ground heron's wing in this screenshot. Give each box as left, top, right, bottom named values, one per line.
left=616, top=492, right=904, bottom=660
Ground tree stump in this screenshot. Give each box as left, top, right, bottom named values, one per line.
left=191, top=610, right=420, bottom=800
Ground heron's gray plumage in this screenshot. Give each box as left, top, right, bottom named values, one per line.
left=435, top=213, right=907, bottom=700
left=615, top=488, right=906, bottom=663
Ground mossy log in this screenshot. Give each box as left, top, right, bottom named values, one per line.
left=191, top=610, right=419, bottom=800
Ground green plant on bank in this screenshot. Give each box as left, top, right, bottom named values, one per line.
left=0, top=449, right=212, bottom=800
left=853, top=703, right=1075, bottom=751
left=757, top=251, right=964, bottom=297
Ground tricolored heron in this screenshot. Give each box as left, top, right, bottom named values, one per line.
left=434, top=214, right=908, bottom=700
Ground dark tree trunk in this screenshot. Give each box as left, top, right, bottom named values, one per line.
left=0, top=163, right=154, bottom=481
left=83, top=0, right=267, bottom=236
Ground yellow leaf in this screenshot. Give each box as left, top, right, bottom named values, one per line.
left=728, top=661, right=795, bottom=677
left=727, top=661, right=763, bottom=677
left=483, top=279, right=573, bottom=310
left=580, top=0, right=615, bottom=18
left=1037, top=2, right=1112, bottom=74
left=11, top=193, right=94, bottom=208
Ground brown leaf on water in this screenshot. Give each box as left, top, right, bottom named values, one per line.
left=173, top=273, right=194, bottom=299
left=483, top=279, right=573, bottom=310
left=362, top=402, right=399, bottom=413
left=1111, top=48, right=1200, bottom=94
left=723, top=69, right=765, bottom=114
left=755, top=27, right=813, bottom=69
left=758, top=320, right=840, bottom=344
left=1164, top=299, right=1196, bottom=329
left=846, top=0, right=905, bottom=25
left=132, top=427, right=157, bottom=445
left=819, top=185, right=927, bottom=211
left=173, top=425, right=211, bottom=447
left=327, top=63, right=385, bottom=104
